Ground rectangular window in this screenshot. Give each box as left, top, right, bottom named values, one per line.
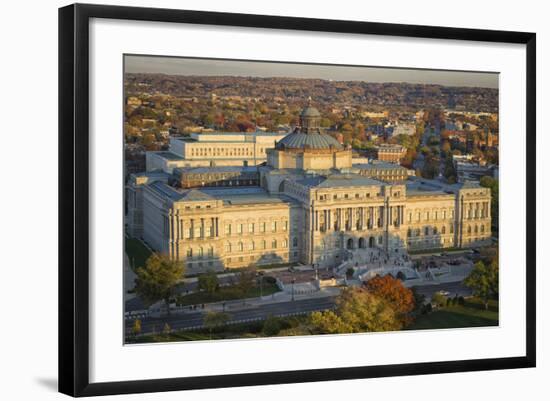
left=237, top=224, right=243, bottom=234
left=248, top=223, right=254, bottom=233
left=283, top=221, right=288, bottom=231
left=225, top=224, right=231, bottom=235
left=272, top=221, right=277, bottom=232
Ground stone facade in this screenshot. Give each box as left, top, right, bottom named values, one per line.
left=127, top=103, right=492, bottom=273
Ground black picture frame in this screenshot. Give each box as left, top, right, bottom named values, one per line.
left=59, top=3, right=536, bottom=397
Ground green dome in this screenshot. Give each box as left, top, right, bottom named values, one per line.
left=300, top=106, right=321, bottom=117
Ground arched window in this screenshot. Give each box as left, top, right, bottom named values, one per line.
left=467, top=226, right=472, bottom=234
left=474, top=225, right=478, bottom=234
left=425, top=227, right=430, bottom=236
left=480, top=225, right=485, bottom=233
left=450, top=224, right=454, bottom=234
left=292, top=237, right=298, bottom=247
left=208, top=247, right=213, bottom=257
left=186, top=248, right=193, bottom=257
left=249, top=241, right=255, bottom=250
left=198, top=247, right=203, bottom=257
left=272, top=239, right=277, bottom=249
left=238, top=242, right=244, bottom=252
left=407, top=228, right=412, bottom=238
left=433, top=226, right=438, bottom=235
left=441, top=226, right=446, bottom=234
left=282, top=239, right=288, bottom=248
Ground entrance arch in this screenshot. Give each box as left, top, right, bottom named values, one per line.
left=368, top=236, right=376, bottom=248
left=358, top=237, right=366, bottom=249
left=346, top=238, right=354, bottom=250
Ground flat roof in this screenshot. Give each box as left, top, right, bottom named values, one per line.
left=296, top=173, right=383, bottom=189
left=174, top=166, right=259, bottom=174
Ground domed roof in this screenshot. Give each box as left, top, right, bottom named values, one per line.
left=300, top=106, right=321, bottom=117
left=276, top=131, right=343, bottom=150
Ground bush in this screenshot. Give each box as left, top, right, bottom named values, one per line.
left=262, top=315, right=281, bottom=336
left=446, top=298, right=452, bottom=307
left=458, top=296, right=465, bottom=306
left=452, top=296, right=458, bottom=306
left=431, top=292, right=448, bottom=307
left=346, top=267, right=355, bottom=278
left=264, top=276, right=276, bottom=285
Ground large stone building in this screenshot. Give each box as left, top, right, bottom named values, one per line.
left=127, top=102, right=492, bottom=272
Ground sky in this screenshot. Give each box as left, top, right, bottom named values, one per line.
left=124, top=55, right=499, bottom=89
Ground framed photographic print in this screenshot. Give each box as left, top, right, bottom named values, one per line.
left=58, top=3, right=536, bottom=397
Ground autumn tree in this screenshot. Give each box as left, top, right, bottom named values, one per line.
left=134, top=253, right=185, bottom=315
left=132, top=319, right=142, bottom=337
left=310, top=287, right=401, bottom=334
left=464, top=261, right=499, bottom=310
left=364, top=275, right=415, bottom=325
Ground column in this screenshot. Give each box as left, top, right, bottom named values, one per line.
left=315, top=211, right=319, bottom=231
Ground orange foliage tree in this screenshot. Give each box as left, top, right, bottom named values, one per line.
left=363, top=275, right=415, bottom=325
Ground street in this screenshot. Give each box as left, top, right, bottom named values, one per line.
left=126, top=276, right=471, bottom=336
left=127, top=296, right=337, bottom=335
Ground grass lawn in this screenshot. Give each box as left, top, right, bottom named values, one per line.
left=175, top=282, right=281, bottom=306
left=408, top=304, right=498, bottom=330
left=125, top=237, right=152, bottom=271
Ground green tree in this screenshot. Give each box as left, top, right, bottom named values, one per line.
left=237, top=266, right=257, bottom=295
left=198, top=270, right=219, bottom=295
left=262, top=315, right=281, bottom=336
left=203, top=311, right=230, bottom=339
left=310, top=288, right=401, bottom=334
left=464, top=261, right=499, bottom=310
left=480, top=175, right=499, bottom=233
left=134, top=253, right=185, bottom=315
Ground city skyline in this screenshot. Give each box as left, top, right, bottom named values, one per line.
left=124, top=55, right=499, bottom=89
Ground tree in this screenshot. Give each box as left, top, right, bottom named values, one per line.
left=134, top=253, right=185, bottom=315
left=132, top=319, right=142, bottom=337
left=198, top=270, right=219, bottom=295
left=464, top=261, right=499, bottom=310
left=237, top=266, right=257, bottom=295
left=310, top=287, right=401, bottom=334
left=364, top=275, right=415, bottom=324
left=203, top=311, right=230, bottom=339
left=163, top=323, right=171, bottom=335
left=262, top=315, right=281, bottom=336
left=480, top=175, right=499, bottom=233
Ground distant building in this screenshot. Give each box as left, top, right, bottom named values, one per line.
left=145, top=131, right=287, bottom=172
left=374, top=144, right=407, bottom=163
left=391, top=123, right=416, bottom=137
left=361, top=110, right=389, bottom=119
left=452, top=154, right=496, bottom=183
left=352, top=160, right=409, bottom=183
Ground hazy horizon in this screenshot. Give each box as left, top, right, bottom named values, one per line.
left=125, top=55, right=499, bottom=89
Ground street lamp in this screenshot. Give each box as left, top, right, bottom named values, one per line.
left=291, top=278, right=296, bottom=301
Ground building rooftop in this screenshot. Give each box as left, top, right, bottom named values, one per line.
left=202, top=187, right=297, bottom=206
left=353, top=161, right=407, bottom=170
left=296, top=173, right=383, bottom=189
left=276, top=131, right=342, bottom=150
left=174, top=166, right=259, bottom=174
left=153, top=151, right=184, bottom=161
